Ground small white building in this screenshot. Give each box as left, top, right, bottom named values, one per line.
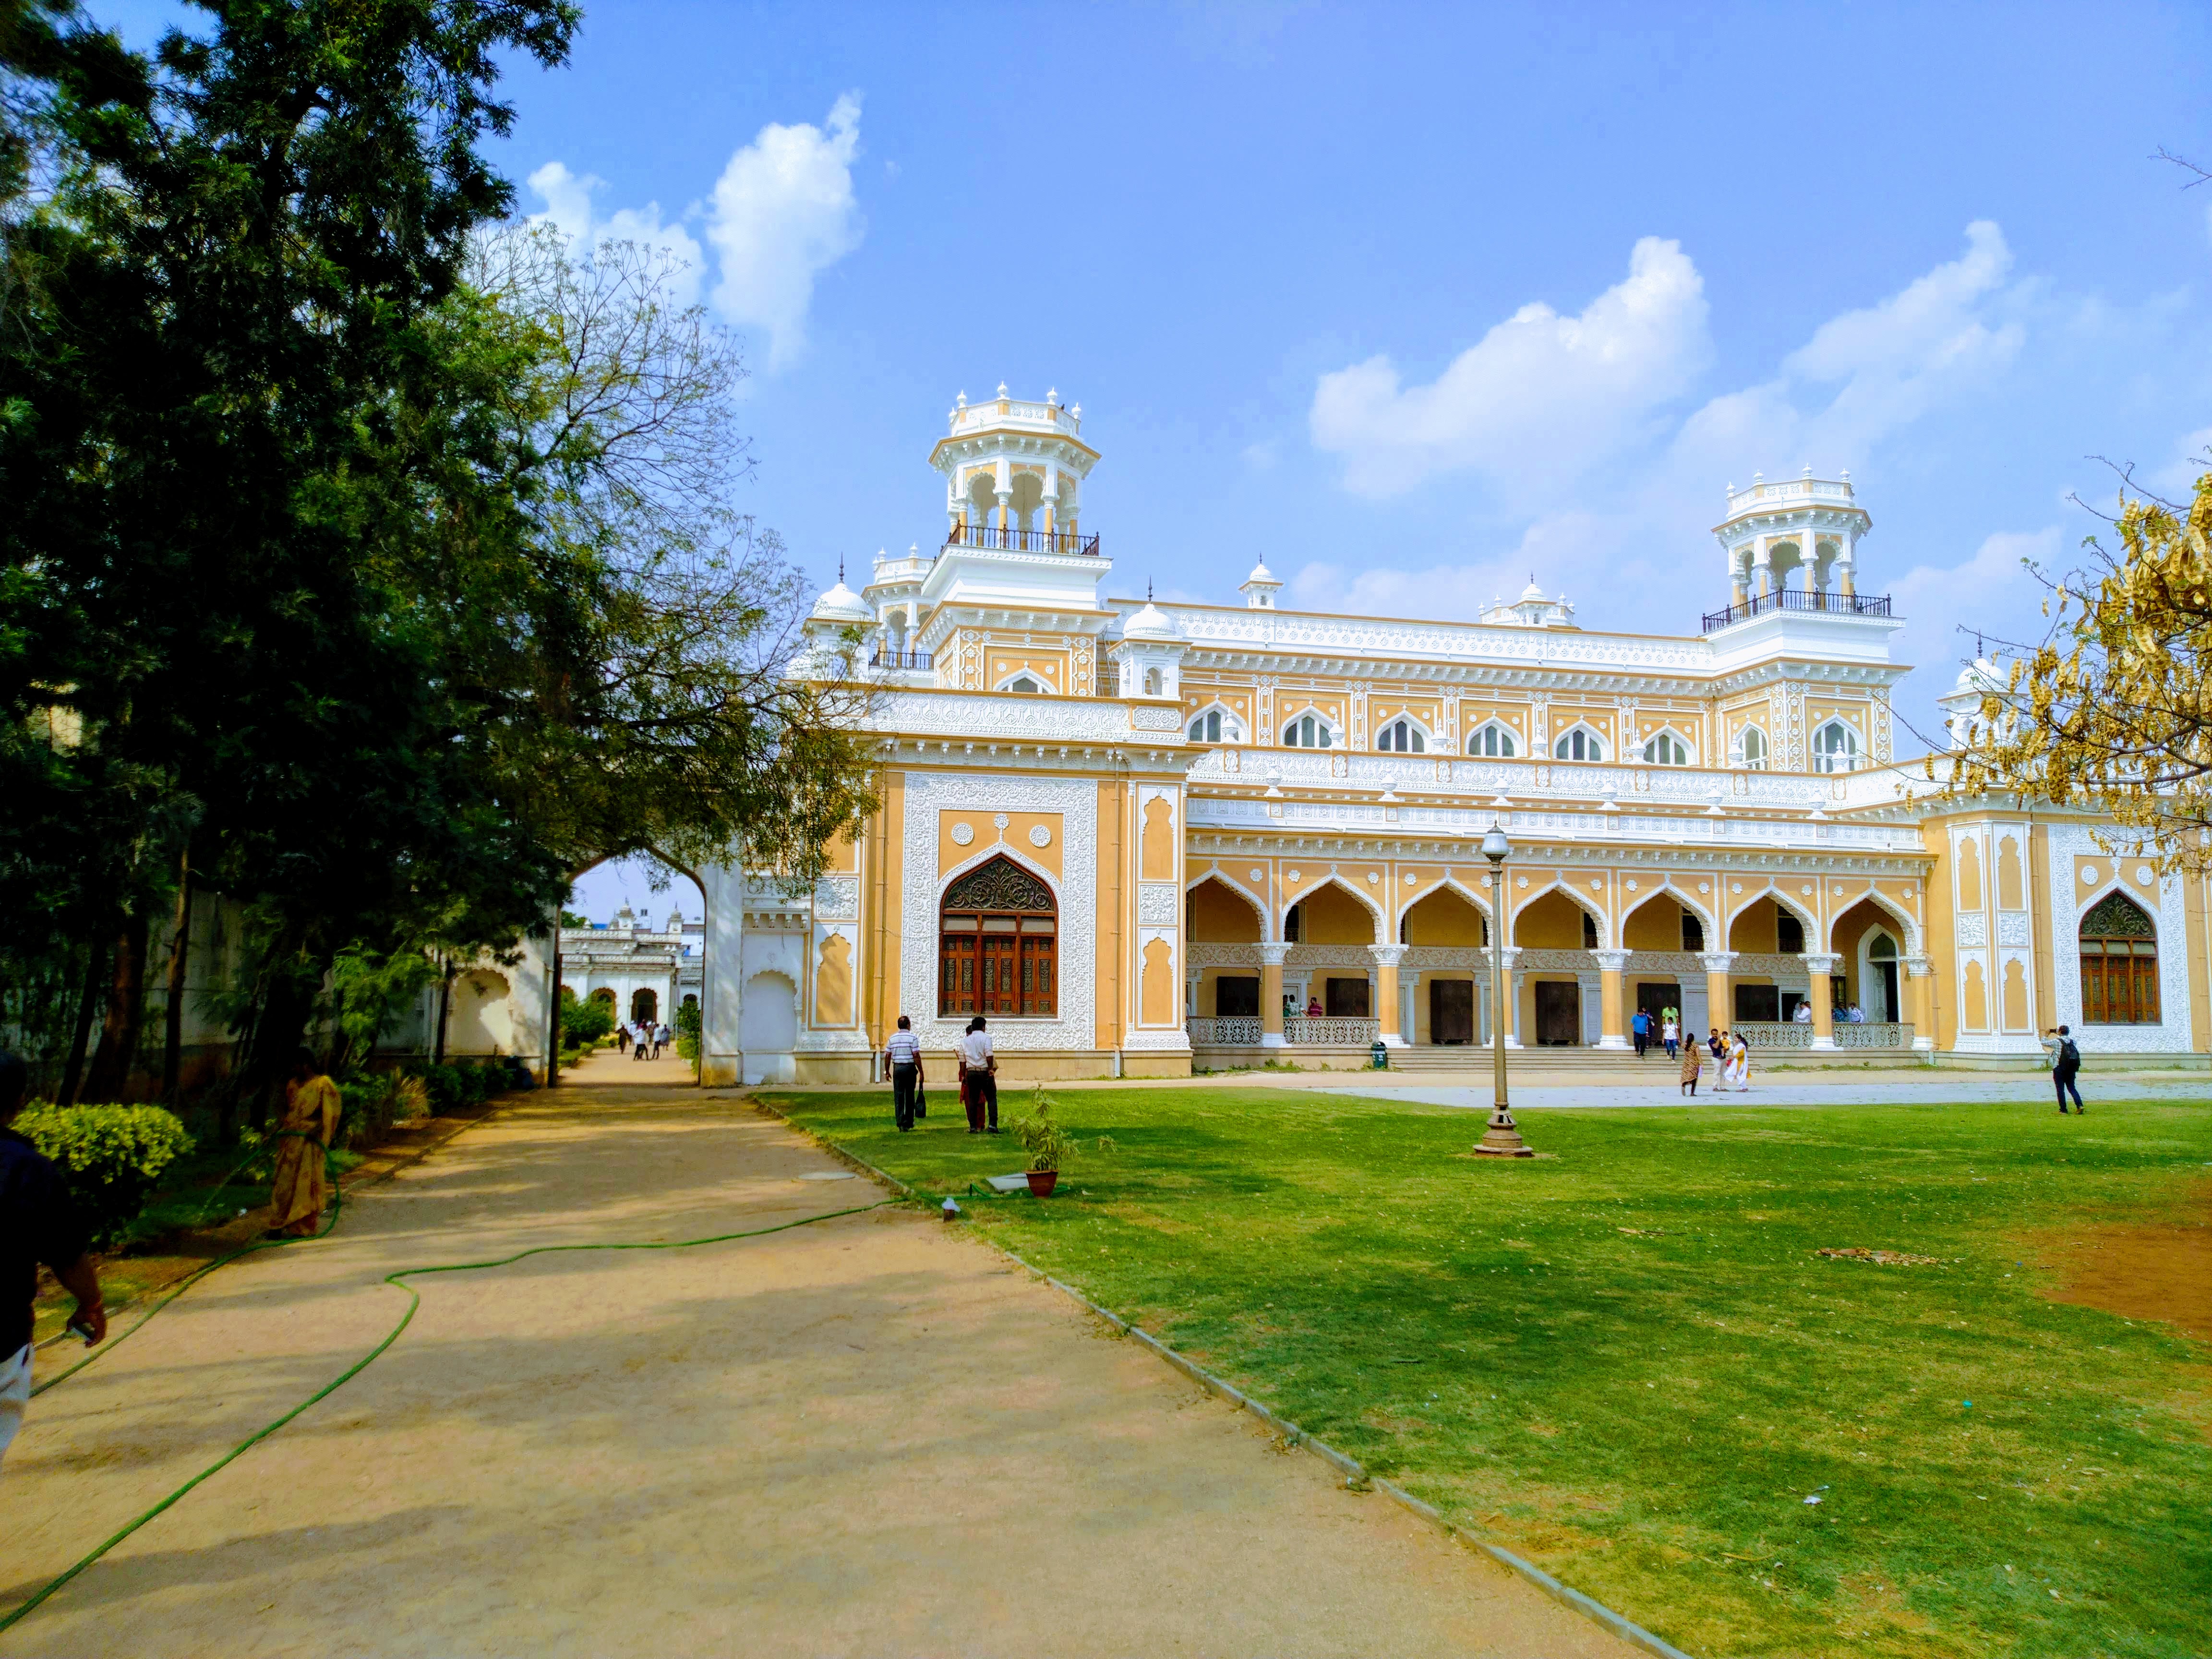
left=558, top=904, right=703, bottom=1030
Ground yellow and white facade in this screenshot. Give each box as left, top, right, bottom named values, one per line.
left=571, top=391, right=2211, bottom=1083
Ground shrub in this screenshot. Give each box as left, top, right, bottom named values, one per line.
left=337, top=1072, right=432, bottom=1149
left=16, top=1103, right=196, bottom=1248
left=560, top=987, right=614, bottom=1046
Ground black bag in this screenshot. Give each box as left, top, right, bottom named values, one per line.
left=2058, top=1037, right=2080, bottom=1069
left=913, top=1084, right=927, bottom=1118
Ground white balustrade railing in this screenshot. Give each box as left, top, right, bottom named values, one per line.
left=1736, top=1022, right=1812, bottom=1049
left=1285, top=1016, right=1379, bottom=1046
left=1188, top=1016, right=1264, bottom=1046
left=1832, top=1022, right=1912, bottom=1049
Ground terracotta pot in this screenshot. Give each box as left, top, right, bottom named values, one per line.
left=1024, top=1169, right=1060, bottom=1197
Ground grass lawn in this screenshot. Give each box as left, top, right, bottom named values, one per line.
left=775, top=1085, right=2211, bottom=1659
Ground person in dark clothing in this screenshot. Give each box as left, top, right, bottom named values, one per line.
left=1630, top=1008, right=1650, bottom=1058
left=1, top=1051, right=107, bottom=1468
left=2044, top=1024, right=2085, bottom=1113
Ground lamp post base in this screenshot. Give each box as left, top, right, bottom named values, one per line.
left=1473, top=1106, right=1534, bottom=1157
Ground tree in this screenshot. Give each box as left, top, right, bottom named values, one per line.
left=1948, top=465, right=2212, bottom=874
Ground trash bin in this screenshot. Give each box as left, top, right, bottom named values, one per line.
left=1370, top=1038, right=1389, bottom=1069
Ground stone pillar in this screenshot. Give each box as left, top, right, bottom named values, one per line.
left=1904, top=955, right=1936, bottom=1051
left=1496, top=947, right=1522, bottom=1047
left=1593, top=949, right=1632, bottom=1049
left=1371, top=945, right=1407, bottom=1046
left=1401, top=970, right=1422, bottom=1047
left=1753, top=537, right=1773, bottom=600
left=1260, top=943, right=1289, bottom=1049
left=1700, top=951, right=1735, bottom=1042
left=1803, top=952, right=1840, bottom=1049
left=1838, top=531, right=1857, bottom=597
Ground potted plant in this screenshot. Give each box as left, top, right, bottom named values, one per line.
left=1011, top=1087, right=1073, bottom=1196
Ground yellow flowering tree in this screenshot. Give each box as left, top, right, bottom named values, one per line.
left=1948, top=467, right=2212, bottom=873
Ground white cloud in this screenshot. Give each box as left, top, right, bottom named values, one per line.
left=705, top=94, right=864, bottom=372
left=1286, top=512, right=1620, bottom=622
left=1671, top=221, right=2024, bottom=485
left=524, top=161, right=707, bottom=306
left=1885, top=527, right=2059, bottom=747
left=1309, top=237, right=1711, bottom=499
left=2151, top=425, right=2212, bottom=497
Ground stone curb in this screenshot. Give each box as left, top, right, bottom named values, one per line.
left=746, top=1094, right=1697, bottom=1659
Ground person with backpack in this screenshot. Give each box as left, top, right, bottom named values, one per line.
left=2044, top=1025, right=2084, bottom=1114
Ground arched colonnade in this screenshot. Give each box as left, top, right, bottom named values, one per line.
left=1184, top=866, right=1933, bottom=1051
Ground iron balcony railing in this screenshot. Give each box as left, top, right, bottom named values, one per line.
left=1702, top=589, right=1894, bottom=633
left=944, top=524, right=1101, bottom=557
left=870, top=648, right=933, bottom=671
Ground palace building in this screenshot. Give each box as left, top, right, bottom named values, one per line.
left=514, top=388, right=2209, bottom=1083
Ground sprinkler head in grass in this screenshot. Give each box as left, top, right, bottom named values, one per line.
left=942, top=1197, right=962, bottom=1220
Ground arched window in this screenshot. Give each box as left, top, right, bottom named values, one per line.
left=1376, top=718, right=1426, bottom=753
left=1554, top=726, right=1605, bottom=762
left=1186, top=704, right=1242, bottom=745
left=1466, top=722, right=1517, bottom=757
left=1282, top=711, right=1334, bottom=748
left=630, top=987, right=659, bottom=1024
left=939, top=856, right=1057, bottom=1018
left=2079, top=891, right=2159, bottom=1024
left=1813, top=720, right=1860, bottom=773
left=1142, top=667, right=1162, bottom=696
left=1003, top=673, right=1042, bottom=694
left=1739, top=726, right=1768, bottom=771
left=1644, top=730, right=1691, bottom=766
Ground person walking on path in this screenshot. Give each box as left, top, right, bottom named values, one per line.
left=632, top=1021, right=650, bottom=1061
left=1662, top=1015, right=1680, bottom=1060
left=1, top=1051, right=106, bottom=1470
left=1723, top=1030, right=1753, bottom=1093
left=1631, top=1008, right=1650, bottom=1058
left=267, top=1049, right=340, bottom=1238
left=960, top=1017, right=999, bottom=1134
left=1679, top=1040, right=1703, bottom=1097
left=2044, top=1024, right=2085, bottom=1113
left=884, top=1017, right=924, bottom=1131
left=615, top=1022, right=630, bottom=1055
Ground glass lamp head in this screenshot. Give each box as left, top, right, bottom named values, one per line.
left=1480, top=823, right=1511, bottom=865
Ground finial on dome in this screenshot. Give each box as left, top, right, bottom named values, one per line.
left=997, top=381, right=1008, bottom=398
left=1046, top=386, right=1058, bottom=406
left=957, top=390, right=967, bottom=408
left=1802, top=463, right=1813, bottom=477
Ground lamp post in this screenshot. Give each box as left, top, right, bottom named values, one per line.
left=1475, top=821, right=1532, bottom=1157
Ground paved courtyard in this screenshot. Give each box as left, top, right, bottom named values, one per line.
left=2, top=1078, right=1633, bottom=1658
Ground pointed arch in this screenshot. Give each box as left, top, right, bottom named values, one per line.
left=1510, top=875, right=1611, bottom=949
left=1465, top=719, right=1519, bottom=758
left=1187, top=869, right=1271, bottom=942
left=1726, top=879, right=1820, bottom=950
left=1280, top=871, right=1386, bottom=943
left=937, top=841, right=1061, bottom=906
left=1393, top=872, right=1496, bottom=936
left=1279, top=705, right=1339, bottom=749
left=1373, top=712, right=1433, bottom=754
left=1638, top=726, right=1695, bottom=767
left=1551, top=722, right=1608, bottom=763
left=1827, top=886, right=1922, bottom=955
left=1184, top=699, right=1246, bottom=745
left=1620, top=879, right=1718, bottom=951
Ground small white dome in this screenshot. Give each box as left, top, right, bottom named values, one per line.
left=1954, top=656, right=2003, bottom=695
left=1244, top=559, right=1279, bottom=586
left=1518, top=578, right=1548, bottom=603
left=1123, top=599, right=1180, bottom=640
left=810, top=578, right=872, bottom=624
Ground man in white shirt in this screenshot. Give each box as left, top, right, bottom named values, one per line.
left=883, top=1016, right=925, bottom=1131
left=959, top=1017, right=998, bottom=1134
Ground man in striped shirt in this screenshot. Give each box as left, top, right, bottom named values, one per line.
left=884, top=1016, right=925, bottom=1131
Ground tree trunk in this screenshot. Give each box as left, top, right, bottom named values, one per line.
left=84, top=912, right=152, bottom=1102
left=60, top=930, right=111, bottom=1106
left=547, top=940, right=562, bottom=1088
left=433, top=954, right=450, bottom=1065
left=161, top=860, right=194, bottom=1103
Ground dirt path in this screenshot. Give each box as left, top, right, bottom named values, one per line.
left=1, top=1082, right=1635, bottom=1658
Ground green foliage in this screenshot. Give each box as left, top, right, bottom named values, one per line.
left=559, top=985, right=614, bottom=1045
left=413, top=1058, right=505, bottom=1115
left=674, top=997, right=701, bottom=1062
left=781, top=1086, right=2212, bottom=1659
left=336, top=1070, right=431, bottom=1150
left=16, top=1101, right=195, bottom=1247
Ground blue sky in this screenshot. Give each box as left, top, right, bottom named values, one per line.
left=90, top=3, right=2212, bottom=919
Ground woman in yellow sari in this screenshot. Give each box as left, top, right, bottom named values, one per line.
left=267, top=1050, right=340, bottom=1238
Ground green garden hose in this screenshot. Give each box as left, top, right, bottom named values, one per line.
left=2, top=1191, right=895, bottom=1635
